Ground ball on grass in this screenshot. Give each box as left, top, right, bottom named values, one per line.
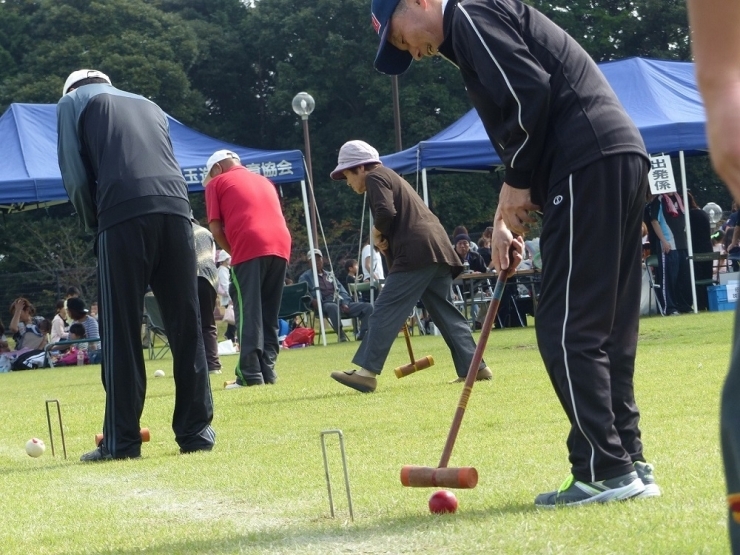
left=25, top=438, right=45, bottom=458
left=429, top=490, right=458, bottom=514
left=154, top=369, right=165, bottom=378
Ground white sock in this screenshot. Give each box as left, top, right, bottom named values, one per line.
left=356, top=368, right=376, bottom=378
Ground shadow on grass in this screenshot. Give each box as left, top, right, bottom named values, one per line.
left=75, top=500, right=535, bottom=555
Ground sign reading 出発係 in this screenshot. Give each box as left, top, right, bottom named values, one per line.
left=648, top=155, right=677, bottom=195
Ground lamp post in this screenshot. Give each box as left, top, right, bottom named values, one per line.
left=292, top=92, right=318, bottom=247
left=391, top=75, right=403, bottom=151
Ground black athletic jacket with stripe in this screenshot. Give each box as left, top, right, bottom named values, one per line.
left=57, top=84, right=191, bottom=234
left=438, top=0, right=647, bottom=206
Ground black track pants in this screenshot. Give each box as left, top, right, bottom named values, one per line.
left=534, top=154, right=648, bottom=483
left=98, top=214, right=214, bottom=457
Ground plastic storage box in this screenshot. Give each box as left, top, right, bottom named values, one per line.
left=708, top=284, right=739, bottom=312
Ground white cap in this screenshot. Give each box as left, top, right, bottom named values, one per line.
left=217, top=250, right=231, bottom=263
left=62, top=69, right=111, bottom=96
left=307, top=248, right=322, bottom=258
left=330, top=140, right=381, bottom=180
left=205, top=150, right=240, bottom=180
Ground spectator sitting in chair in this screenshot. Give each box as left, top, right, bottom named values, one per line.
left=454, top=234, right=487, bottom=273
left=8, top=298, right=46, bottom=351
left=299, top=249, right=374, bottom=341
left=50, top=300, right=69, bottom=345
left=454, top=233, right=489, bottom=324
left=54, top=323, right=89, bottom=366
left=66, top=298, right=100, bottom=358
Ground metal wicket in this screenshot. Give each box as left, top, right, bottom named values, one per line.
left=320, top=429, right=354, bottom=521
left=45, top=399, right=67, bottom=459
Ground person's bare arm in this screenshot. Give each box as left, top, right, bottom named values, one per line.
left=208, top=220, right=231, bottom=254
left=650, top=219, right=672, bottom=254
left=9, top=299, right=24, bottom=334
left=688, top=0, right=740, bottom=200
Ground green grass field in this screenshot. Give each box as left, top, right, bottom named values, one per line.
left=0, top=312, right=734, bottom=554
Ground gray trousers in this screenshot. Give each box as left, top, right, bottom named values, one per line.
left=722, top=305, right=740, bottom=553
left=352, top=263, right=485, bottom=377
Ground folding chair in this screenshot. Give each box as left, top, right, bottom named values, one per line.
left=278, top=282, right=313, bottom=329
left=691, top=251, right=722, bottom=287
left=143, top=294, right=171, bottom=360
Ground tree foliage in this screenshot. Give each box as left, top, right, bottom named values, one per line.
left=0, top=0, right=727, bottom=284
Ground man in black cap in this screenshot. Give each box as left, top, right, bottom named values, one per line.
left=369, top=0, right=657, bottom=506
left=57, top=69, right=214, bottom=461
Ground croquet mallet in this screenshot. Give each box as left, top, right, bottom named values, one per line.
left=400, top=266, right=513, bottom=489
left=95, top=428, right=150, bottom=446
left=394, top=323, right=435, bottom=378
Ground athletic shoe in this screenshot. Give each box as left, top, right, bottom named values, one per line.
left=633, top=461, right=662, bottom=498
left=80, top=443, right=140, bottom=462
left=330, top=370, right=377, bottom=393
left=209, top=369, right=222, bottom=375
left=224, top=381, right=243, bottom=390
left=534, top=471, right=645, bottom=507
left=449, top=366, right=493, bottom=383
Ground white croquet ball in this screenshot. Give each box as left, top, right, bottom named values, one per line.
left=25, top=438, right=45, bottom=458
left=154, top=369, right=165, bottom=378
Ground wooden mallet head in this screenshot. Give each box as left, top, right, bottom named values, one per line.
left=400, top=465, right=478, bottom=489
left=95, top=428, right=150, bottom=446
left=394, top=355, right=435, bottom=378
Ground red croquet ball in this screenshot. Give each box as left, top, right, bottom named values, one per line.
left=428, top=490, right=458, bottom=514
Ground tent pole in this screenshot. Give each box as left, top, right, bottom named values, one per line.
left=680, top=151, right=698, bottom=314
left=422, top=169, right=429, bottom=207
left=301, top=178, right=327, bottom=346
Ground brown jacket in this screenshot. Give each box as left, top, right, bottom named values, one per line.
left=366, top=166, right=461, bottom=276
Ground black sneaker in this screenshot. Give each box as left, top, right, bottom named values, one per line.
left=535, top=471, right=645, bottom=507
left=633, top=461, right=661, bottom=498
left=80, top=443, right=140, bottom=462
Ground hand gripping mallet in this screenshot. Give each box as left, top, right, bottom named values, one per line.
left=394, top=323, right=435, bottom=378
left=400, top=267, right=513, bottom=488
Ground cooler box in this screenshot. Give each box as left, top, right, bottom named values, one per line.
left=708, top=283, right=739, bottom=312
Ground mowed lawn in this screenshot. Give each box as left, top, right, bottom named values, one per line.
left=0, top=311, right=734, bottom=554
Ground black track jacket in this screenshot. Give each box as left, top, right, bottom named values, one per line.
left=438, top=0, right=647, bottom=205
left=57, top=84, right=191, bottom=233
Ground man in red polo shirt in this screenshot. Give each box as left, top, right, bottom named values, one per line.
left=203, top=150, right=292, bottom=388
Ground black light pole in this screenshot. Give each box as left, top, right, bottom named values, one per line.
left=292, top=92, right=318, bottom=247
left=391, top=75, right=403, bottom=151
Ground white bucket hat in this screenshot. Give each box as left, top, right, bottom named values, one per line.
left=330, top=140, right=381, bottom=180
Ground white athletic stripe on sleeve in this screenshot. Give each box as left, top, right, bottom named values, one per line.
left=458, top=5, right=529, bottom=168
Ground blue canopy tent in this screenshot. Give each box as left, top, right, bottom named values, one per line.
left=381, top=58, right=709, bottom=312
left=0, top=102, right=338, bottom=343
left=0, top=103, right=306, bottom=209
left=382, top=58, right=706, bottom=178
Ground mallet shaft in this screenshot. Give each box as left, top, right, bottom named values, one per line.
left=402, top=324, right=415, bottom=365
left=437, top=269, right=511, bottom=469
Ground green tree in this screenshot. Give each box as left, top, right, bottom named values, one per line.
left=530, top=0, right=691, bottom=62
left=0, top=0, right=207, bottom=123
